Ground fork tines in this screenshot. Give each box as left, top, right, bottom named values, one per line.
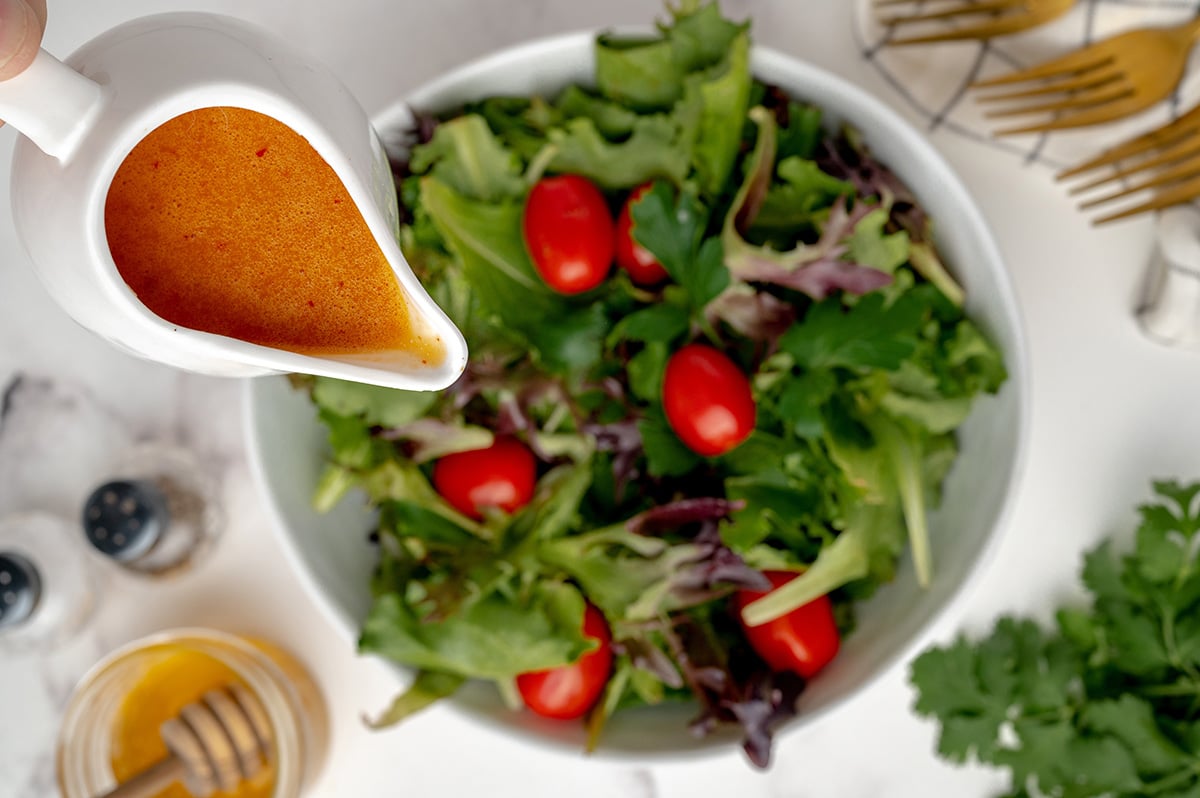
left=971, top=47, right=1139, bottom=135
left=875, top=0, right=1075, bottom=46
left=1057, top=105, right=1200, bottom=225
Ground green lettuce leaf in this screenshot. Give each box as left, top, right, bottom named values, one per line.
left=687, top=29, right=751, bottom=196
left=555, top=85, right=639, bottom=139
left=410, top=115, right=525, bottom=202
left=360, top=582, right=592, bottom=680
left=364, top=669, right=466, bottom=730
left=593, top=3, right=746, bottom=111
left=546, top=115, right=690, bottom=189
left=311, top=377, right=435, bottom=428
left=420, top=177, right=608, bottom=375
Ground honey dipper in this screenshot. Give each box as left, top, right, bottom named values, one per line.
left=98, top=685, right=273, bottom=798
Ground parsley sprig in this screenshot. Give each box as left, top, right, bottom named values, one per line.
left=912, top=481, right=1200, bottom=798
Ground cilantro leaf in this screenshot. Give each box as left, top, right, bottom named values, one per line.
left=911, top=634, right=1010, bottom=762
left=609, top=301, right=691, bottom=345
left=777, top=292, right=923, bottom=371
left=913, top=482, right=1200, bottom=798
left=1135, top=480, right=1200, bottom=585
left=630, top=181, right=730, bottom=309
left=627, top=342, right=670, bottom=403
left=774, top=369, right=836, bottom=438
left=638, top=410, right=701, bottom=477
left=1081, top=695, right=1189, bottom=776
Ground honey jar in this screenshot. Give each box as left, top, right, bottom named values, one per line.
left=56, top=629, right=328, bottom=798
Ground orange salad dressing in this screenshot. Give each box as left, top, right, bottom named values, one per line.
left=104, top=106, right=441, bottom=363
left=109, top=650, right=274, bottom=798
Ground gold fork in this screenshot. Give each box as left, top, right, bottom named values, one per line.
left=1057, top=104, right=1200, bottom=225
left=972, top=16, right=1200, bottom=135
left=876, top=0, right=1077, bottom=46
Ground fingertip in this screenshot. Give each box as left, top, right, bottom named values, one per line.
left=0, top=0, right=42, bottom=82
left=25, top=0, right=44, bottom=29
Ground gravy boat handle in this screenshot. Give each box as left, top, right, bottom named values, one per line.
left=0, top=48, right=105, bottom=161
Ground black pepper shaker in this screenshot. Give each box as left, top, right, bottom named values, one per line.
left=80, top=443, right=222, bottom=578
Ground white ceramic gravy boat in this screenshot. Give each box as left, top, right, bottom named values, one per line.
left=1, top=12, right=467, bottom=391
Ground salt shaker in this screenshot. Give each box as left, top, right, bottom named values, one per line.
left=1138, top=206, right=1200, bottom=348
left=0, top=512, right=97, bottom=653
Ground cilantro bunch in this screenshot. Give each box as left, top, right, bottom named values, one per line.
left=302, top=0, right=1006, bottom=767
left=913, top=482, right=1200, bottom=798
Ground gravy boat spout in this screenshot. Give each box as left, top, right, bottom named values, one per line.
left=3, top=13, right=467, bottom=391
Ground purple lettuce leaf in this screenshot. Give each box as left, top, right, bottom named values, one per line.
left=661, top=610, right=806, bottom=769
left=580, top=418, right=643, bottom=502
left=817, top=126, right=928, bottom=240
left=613, top=635, right=685, bottom=689
left=815, top=125, right=966, bottom=310
left=719, top=107, right=892, bottom=303
left=725, top=197, right=892, bottom=300
left=626, top=516, right=770, bottom=617
left=720, top=669, right=807, bottom=768
left=626, top=497, right=746, bottom=535
left=672, top=522, right=773, bottom=597
left=704, top=284, right=796, bottom=343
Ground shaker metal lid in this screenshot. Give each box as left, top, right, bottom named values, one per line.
left=82, top=479, right=170, bottom=562
left=0, top=551, right=41, bottom=629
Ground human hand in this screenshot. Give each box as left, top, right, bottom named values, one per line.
left=0, top=0, right=45, bottom=81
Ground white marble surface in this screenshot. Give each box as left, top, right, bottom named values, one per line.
left=3, top=1, right=1200, bottom=796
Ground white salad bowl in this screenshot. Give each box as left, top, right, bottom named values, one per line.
left=244, top=32, right=1031, bottom=759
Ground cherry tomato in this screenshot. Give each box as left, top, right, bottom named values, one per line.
left=615, top=183, right=669, bottom=286
left=516, top=603, right=613, bottom=720
left=661, top=344, right=756, bottom=457
left=522, top=175, right=614, bottom=295
left=431, top=436, right=536, bottom=520
left=733, top=571, right=840, bottom=679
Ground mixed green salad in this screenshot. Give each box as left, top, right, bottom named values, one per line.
left=298, top=1, right=1006, bottom=767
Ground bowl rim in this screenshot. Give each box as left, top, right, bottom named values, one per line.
left=243, top=27, right=1033, bottom=762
